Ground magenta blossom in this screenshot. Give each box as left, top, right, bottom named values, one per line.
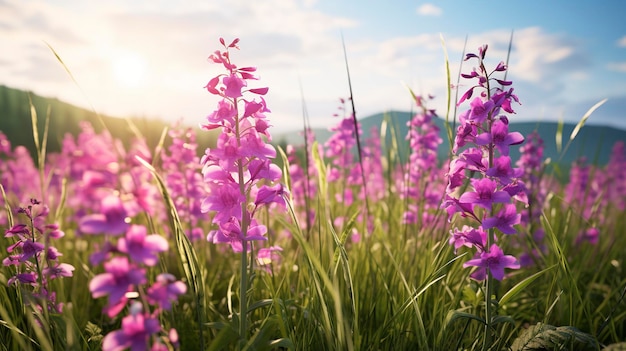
left=486, top=156, right=523, bottom=185
left=254, top=183, right=289, bottom=209
left=201, top=182, right=245, bottom=224
left=117, top=225, right=168, bottom=266
left=475, top=119, right=524, bottom=156
left=19, top=240, right=45, bottom=262
left=257, top=246, right=283, bottom=266
left=441, top=195, right=477, bottom=222
left=146, top=273, right=187, bottom=310
left=459, top=178, right=511, bottom=210
left=79, top=194, right=129, bottom=235
left=463, top=244, right=520, bottom=281
left=463, top=97, right=494, bottom=124
left=207, top=216, right=268, bottom=252
left=8, top=272, right=38, bottom=286
left=43, top=262, right=75, bottom=280
left=482, top=203, right=521, bottom=234
left=102, top=305, right=162, bottom=351
left=90, top=256, right=146, bottom=317
left=449, top=226, right=487, bottom=253
left=577, top=227, right=599, bottom=245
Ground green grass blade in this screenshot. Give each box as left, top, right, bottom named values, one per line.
left=559, top=98, right=607, bottom=162
left=446, top=310, right=486, bottom=326
left=556, top=117, right=564, bottom=154
left=499, top=265, right=557, bottom=306
left=29, top=94, right=40, bottom=156
left=0, top=184, right=13, bottom=227
left=439, top=34, right=454, bottom=148
left=569, top=98, right=607, bottom=141
left=541, top=213, right=591, bottom=325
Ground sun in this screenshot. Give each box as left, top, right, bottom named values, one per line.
left=112, top=52, right=147, bottom=89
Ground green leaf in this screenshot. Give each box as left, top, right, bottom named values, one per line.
left=491, top=315, right=515, bottom=326
left=461, top=284, right=482, bottom=307
left=248, top=299, right=276, bottom=313
left=207, top=321, right=239, bottom=351
left=445, top=310, right=486, bottom=327
left=499, top=264, right=557, bottom=306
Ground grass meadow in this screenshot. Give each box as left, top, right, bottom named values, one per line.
left=0, top=38, right=625, bottom=351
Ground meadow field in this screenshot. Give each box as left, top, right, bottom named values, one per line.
left=0, top=38, right=625, bottom=351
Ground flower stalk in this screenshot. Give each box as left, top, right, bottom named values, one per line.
left=200, top=37, right=286, bottom=347
left=443, top=44, right=526, bottom=349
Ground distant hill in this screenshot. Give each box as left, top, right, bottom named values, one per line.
left=0, top=85, right=217, bottom=159
left=275, top=110, right=626, bottom=167
left=2, top=84, right=623, bottom=171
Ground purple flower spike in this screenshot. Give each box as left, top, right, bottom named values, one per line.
left=117, top=225, right=168, bottom=267
left=444, top=45, right=528, bottom=281
left=201, top=38, right=285, bottom=255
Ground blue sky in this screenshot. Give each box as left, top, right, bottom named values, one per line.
left=1, top=0, right=625, bottom=133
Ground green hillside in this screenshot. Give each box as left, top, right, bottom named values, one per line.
left=2, top=84, right=623, bottom=170
left=0, top=85, right=217, bottom=158
left=276, top=110, right=626, bottom=167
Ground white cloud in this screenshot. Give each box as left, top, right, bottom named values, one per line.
left=618, top=35, right=626, bottom=47
left=608, top=62, right=626, bottom=72
left=0, top=1, right=619, bottom=134
left=416, top=3, right=442, bottom=16
left=433, top=27, right=585, bottom=87
left=0, top=0, right=359, bottom=132
left=511, top=27, right=589, bottom=83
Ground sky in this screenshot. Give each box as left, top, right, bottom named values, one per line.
left=1, top=0, right=626, bottom=135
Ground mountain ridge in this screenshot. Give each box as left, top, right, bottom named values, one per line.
left=1, top=84, right=623, bottom=168
left=274, top=110, right=626, bottom=166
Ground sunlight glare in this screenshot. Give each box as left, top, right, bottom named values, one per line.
left=112, top=52, right=147, bottom=88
